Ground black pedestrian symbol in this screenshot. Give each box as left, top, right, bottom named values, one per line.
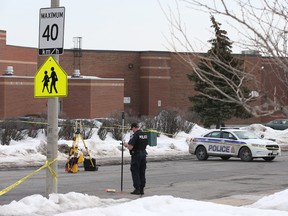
left=42, top=70, right=49, bottom=93
left=49, top=67, right=58, bottom=94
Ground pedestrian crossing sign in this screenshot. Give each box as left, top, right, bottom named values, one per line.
left=34, top=56, right=68, bottom=98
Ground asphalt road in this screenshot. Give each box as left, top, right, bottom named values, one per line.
left=1, top=152, right=288, bottom=205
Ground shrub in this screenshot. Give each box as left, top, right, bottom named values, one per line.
left=81, top=120, right=95, bottom=139
left=97, top=108, right=197, bottom=140
left=143, top=107, right=196, bottom=137
left=0, top=121, right=26, bottom=145
left=97, top=112, right=134, bottom=141
left=97, top=119, right=112, bottom=140
left=58, top=119, right=75, bottom=140
left=58, top=119, right=95, bottom=140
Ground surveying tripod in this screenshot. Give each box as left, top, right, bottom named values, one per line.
left=66, top=120, right=95, bottom=172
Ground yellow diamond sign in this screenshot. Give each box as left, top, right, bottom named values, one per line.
left=34, top=56, right=68, bottom=98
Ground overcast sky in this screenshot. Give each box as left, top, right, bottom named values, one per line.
left=0, top=0, right=240, bottom=53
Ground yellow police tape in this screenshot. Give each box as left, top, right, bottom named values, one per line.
left=0, top=120, right=48, bottom=125
left=0, top=120, right=175, bottom=137
left=0, top=158, right=57, bottom=196
left=1, top=119, right=287, bottom=150
left=145, top=129, right=175, bottom=137
left=113, top=124, right=176, bottom=137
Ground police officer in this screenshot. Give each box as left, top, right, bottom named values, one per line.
left=124, top=123, right=148, bottom=195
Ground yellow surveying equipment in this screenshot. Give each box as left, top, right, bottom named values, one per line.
left=65, top=120, right=96, bottom=173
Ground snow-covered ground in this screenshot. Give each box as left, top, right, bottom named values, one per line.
left=1, top=123, right=288, bottom=216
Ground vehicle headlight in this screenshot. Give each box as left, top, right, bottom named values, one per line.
left=251, top=144, right=263, bottom=147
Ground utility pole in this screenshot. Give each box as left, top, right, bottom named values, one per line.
left=46, top=0, right=60, bottom=197
left=121, top=112, right=125, bottom=192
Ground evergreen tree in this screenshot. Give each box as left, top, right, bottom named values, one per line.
left=188, top=15, right=251, bottom=128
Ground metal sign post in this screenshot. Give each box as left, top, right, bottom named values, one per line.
left=44, top=0, right=62, bottom=197
left=121, top=112, right=125, bottom=192
left=46, top=96, right=58, bottom=196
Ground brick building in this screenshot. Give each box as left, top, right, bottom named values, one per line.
left=0, top=30, right=124, bottom=119
left=0, top=30, right=285, bottom=124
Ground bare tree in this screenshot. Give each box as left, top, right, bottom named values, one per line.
left=160, top=0, right=288, bottom=117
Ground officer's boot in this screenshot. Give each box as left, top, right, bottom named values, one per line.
left=131, top=188, right=141, bottom=195
left=140, top=187, right=144, bottom=195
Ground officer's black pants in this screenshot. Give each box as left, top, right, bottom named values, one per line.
left=130, top=152, right=146, bottom=190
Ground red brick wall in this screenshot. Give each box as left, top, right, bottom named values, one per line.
left=62, top=77, right=124, bottom=119
left=61, top=78, right=92, bottom=118
left=0, top=31, right=37, bottom=77
left=123, top=55, right=142, bottom=116
left=0, top=30, right=6, bottom=60
left=0, top=76, right=47, bottom=118
left=139, top=52, right=171, bottom=116
left=40, top=50, right=140, bottom=77
left=0, top=31, right=5, bottom=117
left=44, top=50, right=256, bottom=119
left=4, top=45, right=38, bottom=76
left=0, top=76, right=124, bottom=119
left=90, top=79, right=124, bottom=118
left=0, top=76, right=4, bottom=117
left=169, top=53, right=198, bottom=112
left=39, top=50, right=142, bottom=116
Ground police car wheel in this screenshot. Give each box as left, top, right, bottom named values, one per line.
left=239, top=147, right=253, bottom=162
left=195, top=146, right=208, bottom=160
left=221, top=156, right=230, bottom=161
left=263, top=157, right=275, bottom=161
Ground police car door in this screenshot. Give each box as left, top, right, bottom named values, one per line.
left=220, top=131, right=235, bottom=156
left=205, top=131, right=223, bottom=155
left=206, top=131, right=233, bottom=156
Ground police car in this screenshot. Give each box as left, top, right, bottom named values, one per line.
left=188, top=128, right=281, bottom=162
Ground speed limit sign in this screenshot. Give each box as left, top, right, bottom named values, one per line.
left=38, top=7, right=65, bottom=55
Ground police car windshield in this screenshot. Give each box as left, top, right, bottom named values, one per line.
left=232, top=131, right=259, bottom=139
